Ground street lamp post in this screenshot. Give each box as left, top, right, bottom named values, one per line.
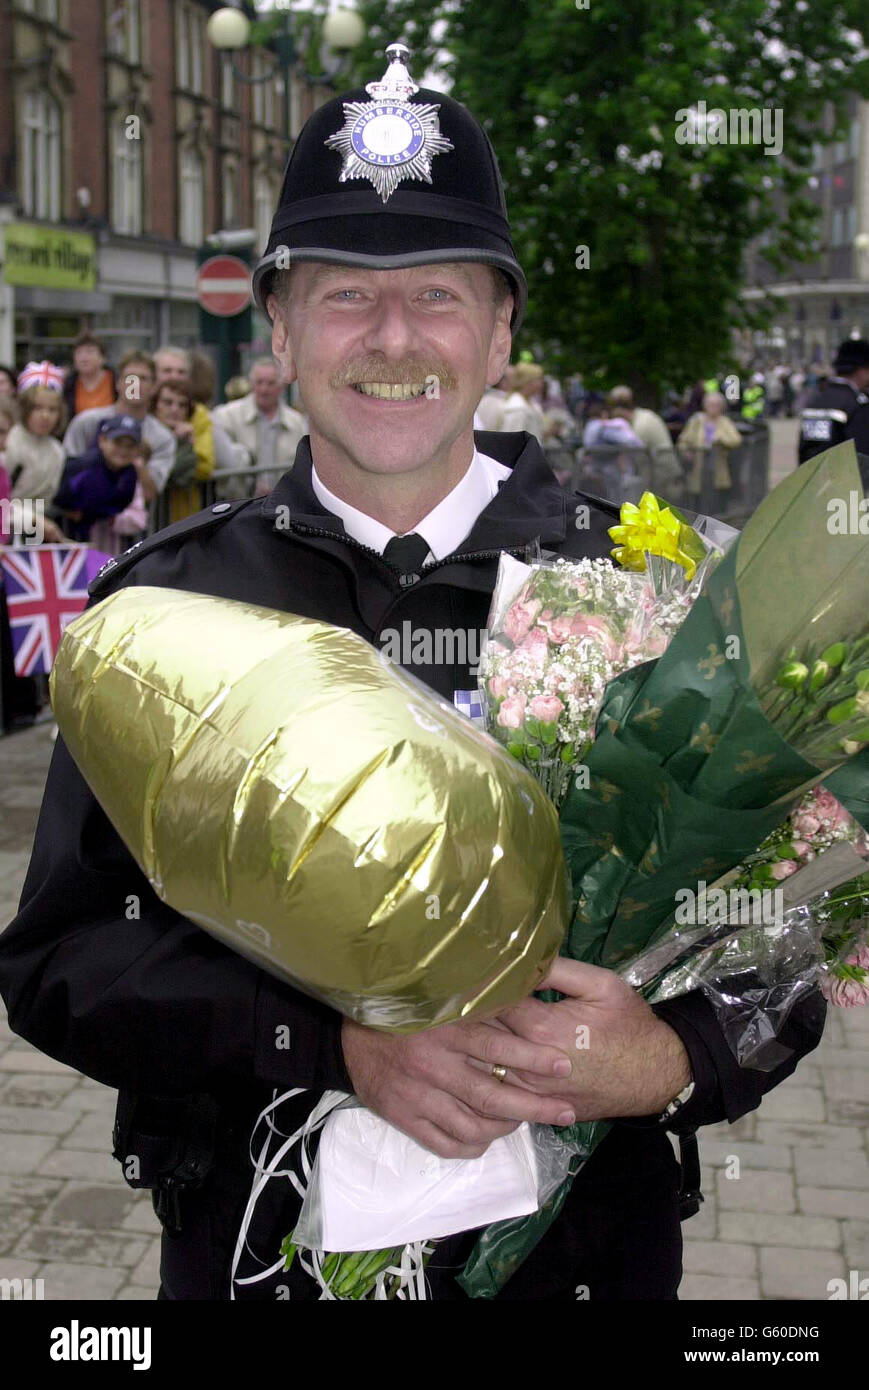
left=206, top=3, right=365, bottom=145
left=204, top=5, right=365, bottom=394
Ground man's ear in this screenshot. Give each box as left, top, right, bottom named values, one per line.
left=486, top=295, right=514, bottom=389
left=269, top=293, right=298, bottom=386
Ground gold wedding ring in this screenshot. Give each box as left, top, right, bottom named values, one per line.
left=491, top=1064, right=507, bottom=1082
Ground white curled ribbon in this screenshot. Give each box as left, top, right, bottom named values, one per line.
left=229, top=1087, right=351, bottom=1299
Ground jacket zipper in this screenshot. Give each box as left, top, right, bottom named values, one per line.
left=283, top=521, right=532, bottom=575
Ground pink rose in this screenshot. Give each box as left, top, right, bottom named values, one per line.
left=529, top=694, right=564, bottom=724
left=792, top=840, right=813, bottom=859
left=518, top=626, right=550, bottom=666
left=539, top=613, right=574, bottom=644
left=820, top=968, right=869, bottom=1008
left=569, top=613, right=621, bottom=660
left=497, top=695, right=527, bottom=730
left=488, top=674, right=509, bottom=699
left=770, top=859, right=799, bottom=880
left=503, top=597, right=542, bottom=645
left=851, top=943, right=869, bottom=972
left=792, top=813, right=820, bottom=838
left=812, top=788, right=851, bottom=830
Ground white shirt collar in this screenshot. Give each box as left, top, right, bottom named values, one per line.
left=310, top=446, right=511, bottom=561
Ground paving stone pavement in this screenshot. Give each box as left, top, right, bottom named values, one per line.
left=2, top=686, right=868, bottom=1302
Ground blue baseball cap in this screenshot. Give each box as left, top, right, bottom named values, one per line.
left=99, top=414, right=142, bottom=442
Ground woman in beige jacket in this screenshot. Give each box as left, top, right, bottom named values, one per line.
left=677, top=391, right=742, bottom=496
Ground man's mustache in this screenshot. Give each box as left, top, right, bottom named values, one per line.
left=330, top=357, right=458, bottom=390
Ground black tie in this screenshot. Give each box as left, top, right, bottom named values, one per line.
left=382, top=532, right=430, bottom=577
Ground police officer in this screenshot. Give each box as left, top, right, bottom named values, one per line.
left=798, top=338, right=869, bottom=464
left=740, top=373, right=765, bottom=423
left=0, top=44, right=824, bottom=1301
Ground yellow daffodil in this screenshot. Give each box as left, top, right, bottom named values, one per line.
left=608, top=492, right=701, bottom=580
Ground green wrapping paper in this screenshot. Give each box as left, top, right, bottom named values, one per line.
left=459, top=441, right=869, bottom=1298
left=826, top=747, right=869, bottom=834
left=50, top=585, right=568, bottom=1032
left=562, top=543, right=820, bottom=970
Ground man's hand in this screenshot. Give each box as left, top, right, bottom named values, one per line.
left=494, top=958, right=692, bottom=1120
left=341, top=1015, right=577, bottom=1160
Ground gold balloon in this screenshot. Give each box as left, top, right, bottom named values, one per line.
left=51, top=587, right=567, bottom=1031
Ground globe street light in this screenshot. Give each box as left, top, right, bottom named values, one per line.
left=322, top=8, right=366, bottom=50
left=206, top=5, right=365, bottom=144
left=206, top=8, right=251, bottom=50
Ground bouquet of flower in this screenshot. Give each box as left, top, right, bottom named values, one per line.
left=481, top=552, right=697, bottom=806
left=460, top=445, right=869, bottom=1297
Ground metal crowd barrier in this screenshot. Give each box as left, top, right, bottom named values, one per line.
left=571, top=445, right=687, bottom=509
left=144, top=425, right=770, bottom=539
left=147, top=463, right=284, bottom=535
left=572, top=422, right=770, bottom=523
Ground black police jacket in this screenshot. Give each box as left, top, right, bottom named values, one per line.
left=798, top=376, right=869, bottom=464
left=0, top=431, right=825, bottom=1298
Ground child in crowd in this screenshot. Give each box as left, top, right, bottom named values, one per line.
left=6, top=386, right=66, bottom=508
left=52, top=415, right=141, bottom=543
left=88, top=438, right=151, bottom=557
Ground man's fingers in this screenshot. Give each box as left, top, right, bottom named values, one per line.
left=426, top=1094, right=520, bottom=1150
left=538, top=956, right=617, bottom=998
left=495, top=996, right=558, bottom=1041
left=456, top=1020, right=572, bottom=1078
left=457, top=1070, right=575, bottom=1127
left=411, top=1119, right=491, bottom=1161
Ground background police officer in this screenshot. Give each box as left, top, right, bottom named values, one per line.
left=798, top=338, right=869, bottom=464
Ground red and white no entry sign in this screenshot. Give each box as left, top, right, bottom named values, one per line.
left=196, top=255, right=252, bottom=317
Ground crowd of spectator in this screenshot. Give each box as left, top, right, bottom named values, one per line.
left=0, top=338, right=786, bottom=734
left=475, top=363, right=759, bottom=505
left=0, top=333, right=307, bottom=552
left=3, top=333, right=804, bottom=561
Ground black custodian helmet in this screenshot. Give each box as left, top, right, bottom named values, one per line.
left=251, top=43, right=527, bottom=332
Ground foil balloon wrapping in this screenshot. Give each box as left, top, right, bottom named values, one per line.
left=49, top=586, right=566, bottom=1031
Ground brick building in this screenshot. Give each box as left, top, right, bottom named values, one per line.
left=0, top=0, right=339, bottom=371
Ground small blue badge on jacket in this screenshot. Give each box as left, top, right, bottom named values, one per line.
left=453, top=689, right=485, bottom=728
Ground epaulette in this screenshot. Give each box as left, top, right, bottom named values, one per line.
left=571, top=487, right=621, bottom=522
left=87, top=498, right=255, bottom=598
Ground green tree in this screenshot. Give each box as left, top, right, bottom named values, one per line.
left=335, top=0, right=869, bottom=401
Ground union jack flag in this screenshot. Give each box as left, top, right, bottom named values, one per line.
left=16, top=360, right=65, bottom=393
left=0, top=546, right=90, bottom=676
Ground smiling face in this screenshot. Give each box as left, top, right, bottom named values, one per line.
left=268, top=262, right=512, bottom=490
left=153, top=384, right=191, bottom=430
left=99, top=433, right=139, bottom=470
